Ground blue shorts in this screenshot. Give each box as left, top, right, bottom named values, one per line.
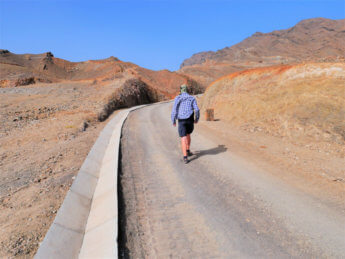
left=178, top=114, right=194, bottom=137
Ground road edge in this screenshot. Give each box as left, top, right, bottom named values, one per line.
left=35, top=105, right=147, bottom=259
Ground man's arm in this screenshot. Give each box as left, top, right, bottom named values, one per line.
left=193, top=97, right=200, bottom=122
left=171, top=97, right=180, bottom=125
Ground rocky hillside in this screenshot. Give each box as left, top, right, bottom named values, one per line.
left=201, top=63, right=345, bottom=155
left=179, top=18, right=345, bottom=87
left=0, top=50, right=202, bottom=97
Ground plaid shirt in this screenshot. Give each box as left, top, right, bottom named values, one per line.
left=171, top=93, right=200, bottom=124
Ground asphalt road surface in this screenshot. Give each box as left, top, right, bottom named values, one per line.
left=119, top=101, right=345, bottom=258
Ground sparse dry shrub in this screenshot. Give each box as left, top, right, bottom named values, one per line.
left=0, top=80, right=9, bottom=88
left=186, top=77, right=204, bottom=95
left=14, top=77, right=35, bottom=87
left=97, top=78, right=156, bottom=121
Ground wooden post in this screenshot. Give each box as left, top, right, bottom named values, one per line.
left=205, top=109, right=214, bottom=121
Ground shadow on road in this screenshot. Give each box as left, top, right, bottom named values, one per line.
left=189, top=145, right=227, bottom=162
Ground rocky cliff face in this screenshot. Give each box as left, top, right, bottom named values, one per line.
left=180, top=51, right=216, bottom=68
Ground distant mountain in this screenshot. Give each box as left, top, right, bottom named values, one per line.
left=0, top=50, right=202, bottom=97
left=179, top=18, right=345, bottom=87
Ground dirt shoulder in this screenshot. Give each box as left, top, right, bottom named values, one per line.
left=0, top=81, right=122, bottom=258
left=198, top=118, right=345, bottom=209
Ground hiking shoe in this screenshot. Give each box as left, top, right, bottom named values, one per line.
left=187, top=150, right=193, bottom=156
left=183, top=157, right=189, bottom=164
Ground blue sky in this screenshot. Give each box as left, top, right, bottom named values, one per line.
left=0, top=0, right=344, bottom=71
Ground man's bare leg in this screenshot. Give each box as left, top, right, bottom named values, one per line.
left=181, top=136, right=188, bottom=157
left=186, top=134, right=191, bottom=151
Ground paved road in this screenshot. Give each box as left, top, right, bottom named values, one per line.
left=119, top=102, right=345, bottom=258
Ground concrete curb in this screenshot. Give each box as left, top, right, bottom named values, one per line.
left=35, top=105, right=146, bottom=259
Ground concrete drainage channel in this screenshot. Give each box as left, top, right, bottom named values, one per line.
left=35, top=104, right=148, bottom=259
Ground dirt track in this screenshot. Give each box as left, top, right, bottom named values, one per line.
left=119, top=101, right=345, bottom=258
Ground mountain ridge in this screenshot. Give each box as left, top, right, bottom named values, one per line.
left=178, top=18, right=345, bottom=88
left=180, top=18, right=345, bottom=68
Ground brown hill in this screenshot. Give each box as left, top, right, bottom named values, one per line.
left=179, top=18, right=345, bottom=88
left=201, top=62, right=345, bottom=154
left=0, top=50, right=202, bottom=97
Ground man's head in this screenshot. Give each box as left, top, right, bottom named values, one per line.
left=180, top=84, right=188, bottom=94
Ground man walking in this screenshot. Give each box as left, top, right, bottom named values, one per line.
left=171, top=84, right=200, bottom=164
